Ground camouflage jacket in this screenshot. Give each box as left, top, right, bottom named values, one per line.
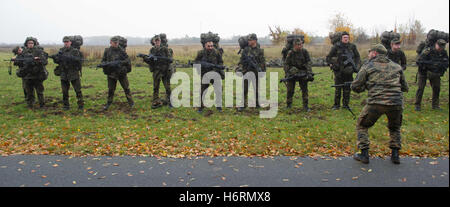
left=239, top=46, right=266, bottom=72
left=148, top=46, right=172, bottom=72
left=351, top=55, right=408, bottom=106
left=195, top=48, right=223, bottom=74
left=101, top=46, right=131, bottom=79
left=285, top=48, right=312, bottom=75
left=387, top=49, right=407, bottom=70
left=326, top=42, right=361, bottom=71
left=19, top=47, right=48, bottom=80
left=417, top=47, right=449, bottom=75
left=54, top=46, right=82, bottom=81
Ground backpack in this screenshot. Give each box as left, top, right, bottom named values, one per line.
left=159, top=33, right=169, bottom=47
left=381, top=31, right=401, bottom=50
left=237, top=35, right=261, bottom=54
left=282, top=34, right=305, bottom=60
left=201, top=31, right=223, bottom=55
left=416, top=30, right=449, bottom=55
left=70, top=35, right=83, bottom=50
left=329, top=32, right=344, bottom=45
left=118, top=36, right=128, bottom=49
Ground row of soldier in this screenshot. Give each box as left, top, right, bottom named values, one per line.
left=6, top=31, right=449, bottom=165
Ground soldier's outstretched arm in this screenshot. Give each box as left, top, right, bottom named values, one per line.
left=351, top=66, right=367, bottom=93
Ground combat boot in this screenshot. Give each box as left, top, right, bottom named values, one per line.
left=63, top=105, right=70, bottom=111
left=197, top=107, right=203, bottom=113
left=332, top=105, right=340, bottom=110
left=415, top=106, right=421, bottom=111
left=287, top=103, right=292, bottom=109
left=303, top=106, right=311, bottom=112
left=216, top=107, right=222, bottom=112
left=353, top=149, right=369, bottom=164
left=78, top=105, right=84, bottom=111
left=103, top=102, right=112, bottom=111
left=391, top=149, right=400, bottom=164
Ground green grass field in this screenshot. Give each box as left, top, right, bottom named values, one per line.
left=0, top=51, right=448, bottom=158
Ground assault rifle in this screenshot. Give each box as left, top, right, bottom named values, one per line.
left=188, top=60, right=228, bottom=71
left=241, top=53, right=264, bottom=73
left=331, top=81, right=353, bottom=88
left=342, top=49, right=358, bottom=72
left=280, top=72, right=321, bottom=83
left=137, top=53, right=173, bottom=63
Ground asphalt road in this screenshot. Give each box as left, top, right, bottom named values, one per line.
left=0, top=155, right=448, bottom=187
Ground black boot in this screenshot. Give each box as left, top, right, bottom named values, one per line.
left=332, top=105, right=340, bottom=110
left=353, top=149, right=369, bottom=164
left=103, top=102, right=112, bottom=111
left=287, top=103, right=292, bottom=109
left=391, top=149, right=400, bottom=164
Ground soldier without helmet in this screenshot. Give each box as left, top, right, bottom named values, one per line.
left=326, top=31, right=361, bottom=111
left=387, top=39, right=407, bottom=70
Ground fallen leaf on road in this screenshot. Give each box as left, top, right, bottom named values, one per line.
left=282, top=179, right=289, bottom=182
left=322, top=179, right=329, bottom=182
left=140, top=171, right=145, bottom=174
left=19, top=161, right=25, bottom=165
left=221, top=176, right=226, bottom=181
left=336, top=178, right=341, bottom=181
left=162, top=182, right=167, bottom=186
left=52, top=164, right=59, bottom=168
left=352, top=176, right=358, bottom=180
left=208, top=160, right=214, bottom=165
left=41, top=175, right=47, bottom=178
left=368, top=169, right=372, bottom=173
left=429, top=161, right=438, bottom=165
left=139, top=160, right=146, bottom=164
left=222, top=158, right=228, bottom=162
left=44, top=182, right=50, bottom=186
left=113, top=163, right=119, bottom=166
left=73, top=181, right=77, bottom=184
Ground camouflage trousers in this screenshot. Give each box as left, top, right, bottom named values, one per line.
left=152, top=70, right=171, bottom=106
left=286, top=80, right=308, bottom=107
left=61, top=78, right=84, bottom=107
left=200, top=77, right=223, bottom=109
left=242, top=70, right=260, bottom=107
left=24, top=79, right=45, bottom=107
left=333, top=69, right=353, bottom=107
left=415, top=72, right=441, bottom=108
left=356, top=104, right=403, bottom=150
left=107, top=76, right=133, bottom=104
left=22, top=78, right=27, bottom=100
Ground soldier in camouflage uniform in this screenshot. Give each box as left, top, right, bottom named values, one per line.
left=284, top=38, right=314, bottom=111
left=194, top=41, right=224, bottom=112
left=387, top=39, right=407, bottom=70
left=15, top=37, right=49, bottom=109
left=351, top=44, right=409, bottom=164
left=326, top=31, right=361, bottom=110
left=53, top=36, right=84, bottom=110
left=237, top=33, right=266, bottom=111
left=101, top=36, right=134, bottom=110
left=12, top=46, right=27, bottom=100
left=415, top=39, right=449, bottom=111
left=144, top=35, right=173, bottom=109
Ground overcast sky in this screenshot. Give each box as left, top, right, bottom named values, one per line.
left=0, top=0, right=448, bottom=44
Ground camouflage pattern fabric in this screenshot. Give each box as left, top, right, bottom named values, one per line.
left=61, top=78, right=84, bottom=108
left=239, top=46, right=265, bottom=107
left=101, top=47, right=133, bottom=105
left=356, top=104, right=403, bottom=150
left=326, top=42, right=361, bottom=107
left=284, top=48, right=313, bottom=107
left=351, top=54, right=409, bottom=106
left=149, top=46, right=173, bottom=106
left=54, top=46, right=83, bottom=81
left=415, top=47, right=449, bottom=108
left=387, top=49, right=407, bottom=70
left=195, top=48, right=224, bottom=108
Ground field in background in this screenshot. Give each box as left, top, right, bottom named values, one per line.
left=0, top=43, right=424, bottom=67
left=0, top=48, right=448, bottom=157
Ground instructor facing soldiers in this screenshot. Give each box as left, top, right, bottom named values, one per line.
left=351, top=44, right=408, bottom=165
left=326, top=31, right=361, bottom=111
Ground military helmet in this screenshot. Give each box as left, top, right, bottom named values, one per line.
left=12, top=46, right=22, bottom=55
left=151, top=35, right=161, bottom=46
left=110, top=36, right=120, bottom=42
left=24, top=37, right=38, bottom=47
left=63, top=36, right=71, bottom=42
left=248, top=33, right=258, bottom=41
left=437, top=39, right=447, bottom=48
